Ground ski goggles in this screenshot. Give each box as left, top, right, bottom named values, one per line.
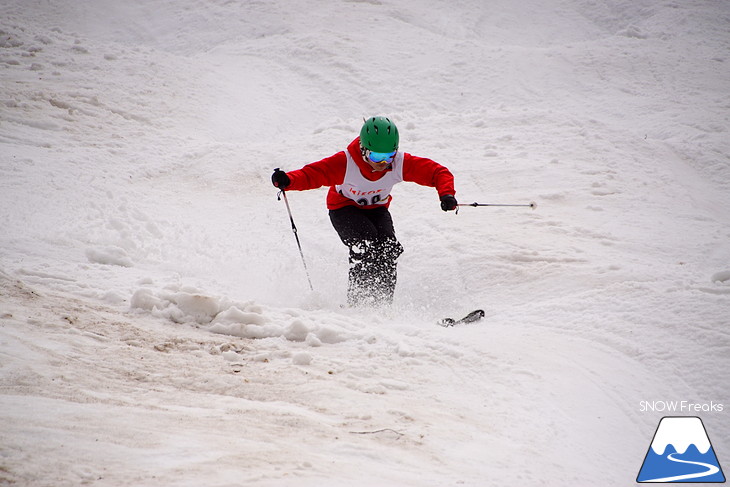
left=366, top=149, right=397, bottom=164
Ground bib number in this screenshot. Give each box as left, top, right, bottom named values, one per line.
left=356, top=194, right=382, bottom=206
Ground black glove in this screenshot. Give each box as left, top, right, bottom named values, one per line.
left=440, top=194, right=457, bottom=211
left=271, top=168, right=291, bottom=189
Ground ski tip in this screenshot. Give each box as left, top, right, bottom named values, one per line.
left=438, top=317, right=456, bottom=327
left=438, top=309, right=485, bottom=327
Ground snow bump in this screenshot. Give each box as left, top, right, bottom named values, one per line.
left=85, top=246, right=134, bottom=267
left=711, top=270, right=730, bottom=284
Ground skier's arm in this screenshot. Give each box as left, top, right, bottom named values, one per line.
left=402, top=154, right=456, bottom=197
left=285, top=152, right=347, bottom=191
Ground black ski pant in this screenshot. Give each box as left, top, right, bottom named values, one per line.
left=329, top=205, right=404, bottom=306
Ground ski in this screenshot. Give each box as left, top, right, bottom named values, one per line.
left=438, top=309, right=485, bottom=327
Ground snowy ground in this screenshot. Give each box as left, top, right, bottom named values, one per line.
left=1, top=0, right=729, bottom=485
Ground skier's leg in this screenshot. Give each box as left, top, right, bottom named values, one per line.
left=363, top=207, right=403, bottom=304
left=330, top=206, right=403, bottom=306
left=329, top=206, right=378, bottom=306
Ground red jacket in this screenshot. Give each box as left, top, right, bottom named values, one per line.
left=285, top=138, right=456, bottom=210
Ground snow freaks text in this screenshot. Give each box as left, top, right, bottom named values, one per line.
left=639, top=401, right=724, bottom=413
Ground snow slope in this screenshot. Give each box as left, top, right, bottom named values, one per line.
left=1, top=0, right=729, bottom=485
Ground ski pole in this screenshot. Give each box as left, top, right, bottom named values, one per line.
left=277, top=189, right=314, bottom=291
left=457, top=201, right=537, bottom=210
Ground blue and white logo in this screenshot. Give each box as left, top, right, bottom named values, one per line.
left=637, top=416, right=725, bottom=483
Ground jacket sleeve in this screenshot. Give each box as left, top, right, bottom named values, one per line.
left=286, top=151, right=347, bottom=191
left=402, top=154, right=456, bottom=197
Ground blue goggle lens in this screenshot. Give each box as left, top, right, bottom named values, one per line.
left=367, top=150, right=397, bottom=163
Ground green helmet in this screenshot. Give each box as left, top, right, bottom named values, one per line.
left=360, top=116, right=399, bottom=153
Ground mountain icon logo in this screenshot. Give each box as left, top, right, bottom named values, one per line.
left=637, top=416, right=725, bottom=483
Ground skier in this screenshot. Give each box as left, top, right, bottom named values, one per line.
left=271, top=116, right=457, bottom=306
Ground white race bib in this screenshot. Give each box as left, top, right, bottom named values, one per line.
left=335, top=150, right=404, bottom=206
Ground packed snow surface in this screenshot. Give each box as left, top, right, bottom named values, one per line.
left=1, top=0, right=729, bottom=486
